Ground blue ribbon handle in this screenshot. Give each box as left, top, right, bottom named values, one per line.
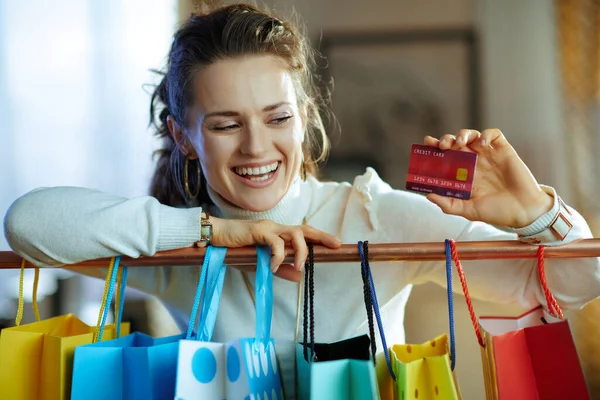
left=254, top=246, right=274, bottom=344
left=186, top=246, right=213, bottom=340
left=358, top=242, right=396, bottom=381
left=97, top=256, right=123, bottom=342
left=445, top=239, right=457, bottom=371
left=197, top=246, right=228, bottom=342
left=115, top=265, right=129, bottom=338
left=186, top=245, right=228, bottom=340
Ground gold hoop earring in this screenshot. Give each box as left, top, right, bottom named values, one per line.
left=300, top=160, right=307, bottom=181
left=184, top=156, right=201, bottom=200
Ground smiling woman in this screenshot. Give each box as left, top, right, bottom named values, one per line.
left=3, top=2, right=600, bottom=399
left=149, top=7, right=329, bottom=213
left=177, top=56, right=306, bottom=212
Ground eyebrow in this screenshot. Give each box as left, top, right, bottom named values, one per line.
left=204, top=102, right=291, bottom=119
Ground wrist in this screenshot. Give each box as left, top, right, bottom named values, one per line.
left=512, top=187, right=554, bottom=228
left=195, top=210, right=214, bottom=247
left=511, top=186, right=574, bottom=244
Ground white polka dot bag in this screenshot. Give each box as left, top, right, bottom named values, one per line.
left=175, top=246, right=284, bottom=400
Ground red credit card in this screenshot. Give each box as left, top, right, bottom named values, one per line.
left=405, top=144, right=477, bottom=200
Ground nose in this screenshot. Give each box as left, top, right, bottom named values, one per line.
left=239, top=120, right=269, bottom=156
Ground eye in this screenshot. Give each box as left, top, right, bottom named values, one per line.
left=269, top=115, right=293, bottom=125
left=211, top=123, right=240, bottom=132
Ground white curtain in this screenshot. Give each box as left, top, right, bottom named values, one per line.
left=0, top=0, right=177, bottom=323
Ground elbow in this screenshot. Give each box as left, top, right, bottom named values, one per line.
left=555, top=263, right=600, bottom=311
left=3, top=193, right=34, bottom=253
left=3, top=188, right=57, bottom=266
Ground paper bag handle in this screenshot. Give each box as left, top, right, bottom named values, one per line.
left=95, top=257, right=122, bottom=342
left=255, top=245, right=274, bottom=342
left=444, top=240, right=459, bottom=369
left=446, top=240, right=564, bottom=350
left=196, top=246, right=228, bottom=341
left=536, top=246, right=563, bottom=319
left=358, top=241, right=396, bottom=380
left=15, top=259, right=41, bottom=326
left=186, top=245, right=228, bottom=341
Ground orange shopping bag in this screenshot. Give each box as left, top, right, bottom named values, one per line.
left=447, top=240, right=589, bottom=400
left=0, top=258, right=130, bottom=400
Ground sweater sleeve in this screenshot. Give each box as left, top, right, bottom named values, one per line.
left=3, top=187, right=202, bottom=268
left=354, top=168, right=600, bottom=311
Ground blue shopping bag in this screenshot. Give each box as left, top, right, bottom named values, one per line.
left=71, top=246, right=228, bottom=400
left=175, top=246, right=284, bottom=400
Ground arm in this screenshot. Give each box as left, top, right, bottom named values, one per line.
left=3, top=186, right=201, bottom=267
left=372, top=186, right=600, bottom=311
left=3, top=186, right=341, bottom=284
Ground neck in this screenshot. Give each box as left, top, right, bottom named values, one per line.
left=206, top=178, right=311, bottom=226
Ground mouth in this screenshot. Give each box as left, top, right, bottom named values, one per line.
left=232, top=161, right=280, bottom=182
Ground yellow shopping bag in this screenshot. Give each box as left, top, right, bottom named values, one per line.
left=376, top=240, right=463, bottom=400
left=0, top=258, right=130, bottom=400
left=377, top=334, right=461, bottom=400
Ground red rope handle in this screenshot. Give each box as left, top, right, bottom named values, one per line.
left=449, top=240, right=485, bottom=347
left=537, top=246, right=564, bottom=319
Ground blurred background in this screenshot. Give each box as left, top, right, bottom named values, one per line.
left=0, top=0, right=598, bottom=397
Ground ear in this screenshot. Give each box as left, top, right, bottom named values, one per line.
left=167, top=115, right=197, bottom=159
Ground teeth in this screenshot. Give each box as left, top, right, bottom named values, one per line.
left=249, top=175, right=270, bottom=182
left=235, top=162, right=279, bottom=177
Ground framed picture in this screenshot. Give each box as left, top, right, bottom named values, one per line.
left=317, top=29, right=480, bottom=189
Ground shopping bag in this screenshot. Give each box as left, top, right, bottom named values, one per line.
left=296, top=335, right=378, bottom=400
left=175, top=245, right=284, bottom=400
left=376, top=240, right=461, bottom=400
left=379, top=334, right=460, bottom=400
left=0, top=258, right=129, bottom=400
left=295, top=242, right=382, bottom=400
left=447, top=240, right=590, bottom=400
left=71, top=251, right=219, bottom=400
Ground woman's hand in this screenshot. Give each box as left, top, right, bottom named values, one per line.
left=424, top=129, right=554, bottom=228
left=210, top=217, right=342, bottom=282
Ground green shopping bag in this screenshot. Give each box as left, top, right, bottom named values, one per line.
left=295, top=242, right=390, bottom=400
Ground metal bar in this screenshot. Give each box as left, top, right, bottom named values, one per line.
left=1, top=239, right=600, bottom=269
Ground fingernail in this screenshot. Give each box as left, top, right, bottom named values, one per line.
left=299, top=262, right=305, bottom=272
left=456, top=137, right=464, bottom=145
left=481, top=138, right=488, bottom=146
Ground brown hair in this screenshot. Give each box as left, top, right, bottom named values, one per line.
left=149, top=2, right=331, bottom=207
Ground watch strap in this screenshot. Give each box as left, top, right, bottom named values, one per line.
left=513, top=186, right=573, bottom=244
left=196, top=210, right=213, bottom=247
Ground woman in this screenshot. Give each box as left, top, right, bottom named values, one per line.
left=4, top=3, right=600, bottom=396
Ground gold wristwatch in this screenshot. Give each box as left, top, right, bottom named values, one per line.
left=196, top=210, right=213, bottom=247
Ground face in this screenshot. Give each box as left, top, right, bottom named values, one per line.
left=175, top=55, right=305, bottom=212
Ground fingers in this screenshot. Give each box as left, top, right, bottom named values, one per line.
left=438, top=134, right=457, bottom=150
left=424, top=135, right=440, bottom=147
left=456, top=129, right=481, bottom=147
left=263, top=233, right=286, bottom=273
left=274, top=264, right=302, bottom=282
left=279, top=227, right=308, bottom=272
left=426, top=130, right=481, bottom=150
left=426, top=193, right=468, bottom=218
left=301, top=225, right=342, bottom=248
left=249, top=220, right=341, bottom=277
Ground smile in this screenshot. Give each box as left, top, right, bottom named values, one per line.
left=233, top=161, right=280, bottom=182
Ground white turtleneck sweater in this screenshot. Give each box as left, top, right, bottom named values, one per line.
left=4, top=168, right=600, bottom=398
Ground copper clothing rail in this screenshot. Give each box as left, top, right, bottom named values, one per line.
left=0, top=239, right=600, bottom=269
